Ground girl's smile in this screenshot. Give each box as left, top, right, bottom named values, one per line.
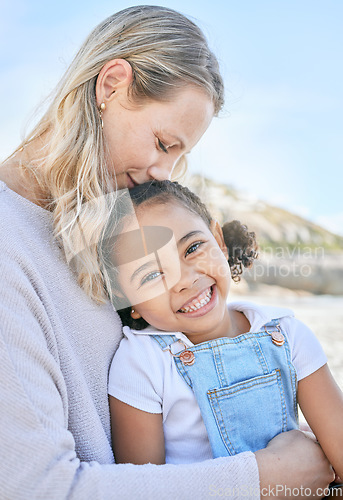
left=177, top=285, right=215, bottom=316
left=178, top=285, right=213, bottom=313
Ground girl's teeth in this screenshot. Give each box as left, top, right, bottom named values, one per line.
left=179, top=287, right=213, bottom=313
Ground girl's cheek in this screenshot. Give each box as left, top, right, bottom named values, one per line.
left=130, top=281, right=168, bottom=306
left=218, top=263, right=231, bottom=279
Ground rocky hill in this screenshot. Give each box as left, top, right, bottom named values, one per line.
left=184, top=174, right=343, bottom=295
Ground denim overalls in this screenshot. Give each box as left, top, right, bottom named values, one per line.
left=152, top=319, right=298, bottom=458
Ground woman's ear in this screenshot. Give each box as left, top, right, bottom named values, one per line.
left=210, top=220, right=229, bottom=260
left=130, top=308, right=142, bottom=320
left=96, top=59, right=133, bottom=106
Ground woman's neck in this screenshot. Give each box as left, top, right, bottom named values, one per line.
left=0, top=147, right=49, bottom=208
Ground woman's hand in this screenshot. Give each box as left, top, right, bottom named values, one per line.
left=255, top=430, right=334, bottom=499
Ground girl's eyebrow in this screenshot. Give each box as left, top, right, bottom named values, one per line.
left=178, top=230, right=205, bottom=247
left=130, top=260, right=155, bottom=284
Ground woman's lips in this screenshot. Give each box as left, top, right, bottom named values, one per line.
left=126, top=173, right=138, bottom=189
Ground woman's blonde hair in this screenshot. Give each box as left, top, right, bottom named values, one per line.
left=11, top=5, right=224, bottom=303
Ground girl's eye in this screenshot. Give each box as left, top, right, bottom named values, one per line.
left=185, top=241, right=203, bottom=257
left=140, top=270, right=163, bottom=286
left=158, top=139, right=169, bottom=154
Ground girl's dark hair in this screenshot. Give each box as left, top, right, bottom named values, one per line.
left=104, top=180, right=258, bottom=330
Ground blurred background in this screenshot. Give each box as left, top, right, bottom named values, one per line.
left=1, top=0, right=342, bottom=388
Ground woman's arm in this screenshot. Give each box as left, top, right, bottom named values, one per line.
left=109, top=394, right=334, bottom=498
left=298, top=363, right=343, bottom=478
left=1, top=333, right=333, bottom=500
left=109, top=396, right=165, bottom=464
left=109, top=398, right=334, bottom=498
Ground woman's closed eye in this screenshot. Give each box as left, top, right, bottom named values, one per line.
left=140, top=270, right=163, bottom=287
left=158, top=139, right=169, bottom=154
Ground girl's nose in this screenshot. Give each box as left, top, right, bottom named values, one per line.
left=172, top=264, right=200, bottom=293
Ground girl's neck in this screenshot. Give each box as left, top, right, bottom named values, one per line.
left=185, top=310, right=251, bottom=345
left=230, top=310, right=251, bottom=336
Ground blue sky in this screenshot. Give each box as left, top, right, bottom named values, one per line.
left=1, top=0, right=342, bottom=234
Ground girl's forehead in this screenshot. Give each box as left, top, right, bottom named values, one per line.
left=114, top=200, right=211, bottom=262
left=134, top=200, right=206, bottom=228
left=113, top=225, right=175, bottom=267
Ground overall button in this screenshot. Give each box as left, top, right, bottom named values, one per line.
left=179, top=350, right=195, bottom=365
left=265, top=325, right=285, bottom=346
left=270, top=330, right=285, bottom=346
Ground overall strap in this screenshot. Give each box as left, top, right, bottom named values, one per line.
left=151, top=333, right=179, bottom=350
left=151, top=334, right=194, bottom=388
left=263, top=318, right=281, bottom=330
left=263, top=318, right=281, bottom=328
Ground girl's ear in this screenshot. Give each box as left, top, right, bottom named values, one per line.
left=96, top=59, right=133, bottom=105
left=130, top=308, right=142, bottom=320
left=210, top=220, right=229, bottom=260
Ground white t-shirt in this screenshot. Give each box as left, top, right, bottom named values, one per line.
left=108, top=301, right=327, bottom=464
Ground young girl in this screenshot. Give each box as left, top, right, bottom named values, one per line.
left=104, top=180, right=343, bottom=476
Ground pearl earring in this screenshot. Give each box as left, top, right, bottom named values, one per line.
left=131, top=308, right=135, bottom=314
left=99, top=102, right=106, bottom=128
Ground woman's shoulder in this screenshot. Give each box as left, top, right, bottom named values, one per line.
left=0, top=179, right=51, bottom=220
left=0, top=180, right=53, bottom=252
left=0, top=180, right=69, bottom=306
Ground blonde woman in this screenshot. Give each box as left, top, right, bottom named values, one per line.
left=0, top=5, right=333, bottom=499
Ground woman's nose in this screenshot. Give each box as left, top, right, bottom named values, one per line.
left=147, top=158, right=176, bottom=181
